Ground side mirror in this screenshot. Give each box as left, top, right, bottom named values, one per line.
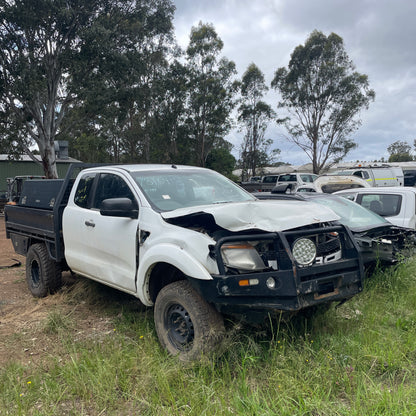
left=100, top=197, right=138, bottom=219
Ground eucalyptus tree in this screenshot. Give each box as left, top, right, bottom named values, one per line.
left=185, top=22, right=237, bottom=167
left=387, top=140, right=413, bottom=162
left=67, top=0, right=176, bottom=164
left=0, top=0, right=93, bottom=176
left=238, top=63, right=276, bottom=179
left=0, top=0, right=175, bottom=175
left=271, top=30, right=375, bottom=174
left=147, top=60, right=190, bottom=164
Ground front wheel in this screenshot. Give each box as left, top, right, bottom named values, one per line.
left=26, top=243, right=62, bottom=297
left=154, top=280, right=225, bottom=361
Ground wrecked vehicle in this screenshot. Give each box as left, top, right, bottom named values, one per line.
left=335, top=187, right=416, bottom=229
left=255, top=192, right=416, bottom=267
left=5, top=164, right=364, bottom=360
left=313, top=175, right=370, bottom=193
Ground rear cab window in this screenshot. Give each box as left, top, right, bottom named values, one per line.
left=278, top=174, right=297, bottom=182
left=74, top=173, right=96, bottom=208
left=358, top=193, right=402, bottom=217
left=74, top=172, right=137, bottom=210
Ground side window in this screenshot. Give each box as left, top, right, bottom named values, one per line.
left=263, top=176, right=278, bottom=184
left=74, top=173, right=96, bottom=209
left=93, top=173, right=136, bottom=209
left=300, top=174, right=315, bottom=183
left=362, top=171, right=370, bottom=179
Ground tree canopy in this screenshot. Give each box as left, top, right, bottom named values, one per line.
left=1, top=8, right=382, bottom=180
left=0, top=0, right=176, bottom=177
left=271, top=30, right=375, bottom=174
left=0, top=4, right=240, bottom=177
left=387, top=140, right=413, bottom=162
left=238, top=63, right=277, bottom=180
left=185, top=22, right=237, bottom=167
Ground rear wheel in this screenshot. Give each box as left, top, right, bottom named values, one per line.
left=154, top=280, right=225, bottom=361
left=26, top=243, right=62, bottom=297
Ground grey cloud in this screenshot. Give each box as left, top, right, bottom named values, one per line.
left=173, top=0, right=416, bottom=164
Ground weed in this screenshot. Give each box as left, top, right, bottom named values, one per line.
left=43, top=309, right=73, bottom=334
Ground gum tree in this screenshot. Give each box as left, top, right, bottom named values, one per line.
left=185, top=22, right=237, bottom=167
left=271, top=30, right=375, bottom=173
left=238, top=63, right=276, bottom=179
left=0, top=0, right=175, bottom=176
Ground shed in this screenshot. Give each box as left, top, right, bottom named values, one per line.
left=0, top=154, right=81, bottom=192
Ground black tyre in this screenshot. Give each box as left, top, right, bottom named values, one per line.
left=26, top=243, right=62, bottom=297
left=154, top=280, right=225, bottom=361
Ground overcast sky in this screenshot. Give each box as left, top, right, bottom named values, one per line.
left=173, top=0, right=416, bottom=165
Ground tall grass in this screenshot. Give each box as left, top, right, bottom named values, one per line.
left=2, top=260, right=416, bottom=415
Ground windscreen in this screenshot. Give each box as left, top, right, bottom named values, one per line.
left=310, top=196, right=389, bottom=229
left=130, top=169, right=255, bottom=211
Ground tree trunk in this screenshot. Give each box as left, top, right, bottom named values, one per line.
left=40, top=140, right=58, bottom=179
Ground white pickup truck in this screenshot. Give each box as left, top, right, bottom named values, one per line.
left=335, top=187, right=416, bottom=229
left=333, top=166, right=404, bottom=187
left=5, top=164, right=364, bottom=360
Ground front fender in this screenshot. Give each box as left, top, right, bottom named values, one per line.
left=137, top=243, right=214, bottom=306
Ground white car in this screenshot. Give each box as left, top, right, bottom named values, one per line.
left=276, top=172, right=319, bottom=188
left=335, top=187, right=416, bottom=229
left=5, top=164, right=365, bottom=360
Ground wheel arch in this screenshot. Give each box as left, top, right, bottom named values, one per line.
left=138, top=243, right=213, bottom=305
left=147, top=262, right=186, bottom=304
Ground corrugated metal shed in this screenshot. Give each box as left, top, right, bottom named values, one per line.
left=0, top=155, right=81, bottom=191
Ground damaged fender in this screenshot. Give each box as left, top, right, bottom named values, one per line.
left=137, top=242, right=214, bottom=306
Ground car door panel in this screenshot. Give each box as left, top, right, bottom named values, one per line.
left=64, top=172, right=139, bottom=293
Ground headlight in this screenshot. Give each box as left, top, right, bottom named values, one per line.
left=292, top=238, right=316, bottom=265
left=221, top=242, right=266, bottom=271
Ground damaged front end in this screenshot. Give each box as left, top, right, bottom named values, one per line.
left=353, top=225, right=416, bottom=266
left=191, top=222, right=364, bottom=322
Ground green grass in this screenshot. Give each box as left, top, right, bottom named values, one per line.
left=2, top=260, right=416, bottom=415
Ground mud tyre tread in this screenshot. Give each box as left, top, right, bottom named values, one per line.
left=154, top=280, right=225, bottom=361
left=26, top=243, right=62, bottom=298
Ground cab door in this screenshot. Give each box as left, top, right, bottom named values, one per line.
left=64, top=172, right=139, bottom=293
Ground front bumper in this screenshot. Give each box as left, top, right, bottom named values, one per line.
left=191, top=224, right=364, bottom=319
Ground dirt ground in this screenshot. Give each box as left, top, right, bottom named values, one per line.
left=0, top=217, right=117, bottom=367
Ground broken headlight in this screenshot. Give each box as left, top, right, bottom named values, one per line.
left=221, top=242, right=266, bottom=271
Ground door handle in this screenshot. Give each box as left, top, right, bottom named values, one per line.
left=85, top=220, right=95, bottom=228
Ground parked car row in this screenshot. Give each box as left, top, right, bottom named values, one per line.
left=240, top=165, right=412, bottom=194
